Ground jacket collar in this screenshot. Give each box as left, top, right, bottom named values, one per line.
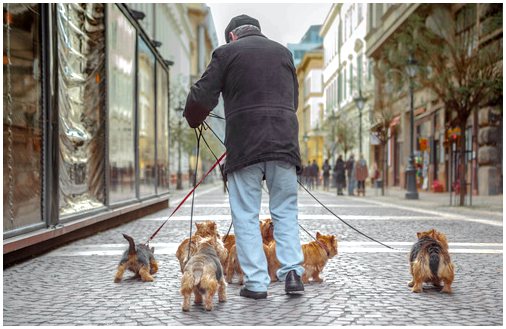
left=237, top=29, right=266, bottom=40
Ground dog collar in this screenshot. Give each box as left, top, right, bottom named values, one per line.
left=316, top=240, right=331, bottom=257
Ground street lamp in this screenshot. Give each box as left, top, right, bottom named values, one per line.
left=175, top=105, right=184, bottom=190
left=353, top=88, right=366, bottom=155
left=405, top=53, right=419, bottom=200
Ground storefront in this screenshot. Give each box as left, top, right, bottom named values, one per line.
left=4, top=4, right=171, bottom=255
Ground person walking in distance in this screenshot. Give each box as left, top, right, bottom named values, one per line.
left=346, top=154, right=355, bottom=196
left=183, top=15, right=304, bottom=299
left=311, top=159, right=319, bottom=190
left=322, top=159, right=331, bottom=191
left=334, top=155, right=346, bottom=196
left=355, top=154, right=369, bottom=196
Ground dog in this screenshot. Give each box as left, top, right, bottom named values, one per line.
left=180, top=236, right=227, bottom=311
left=114, top=234, right=158, bottom=283
left=266, top=232, right=338, bottom=283
left=408, top=228, right=454, bottom=293
left=176, top=221, right=228, bottom=272
left=224, top=218, right=275, bottom=284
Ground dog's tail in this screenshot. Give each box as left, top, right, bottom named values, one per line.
left=193, top=269, right=203, bottom=286
left=428, top=245, right=441, bottom=277
left=123, top=234, right=136, bottom=256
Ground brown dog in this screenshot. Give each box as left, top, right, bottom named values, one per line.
left=224, top=218, right=275, bottom=284
left=408, top=229, right=454, bottom=293
left=180, top=236, right=227, bottom=311
left=176, top=221, right=228, bottom=272
left=266, top=232, right=338, bottom=283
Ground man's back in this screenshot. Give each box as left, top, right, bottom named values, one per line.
left=218, top=34, right=297, bottom=115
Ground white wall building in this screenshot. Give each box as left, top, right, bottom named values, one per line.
left=321, top=3, right=374, bottom=164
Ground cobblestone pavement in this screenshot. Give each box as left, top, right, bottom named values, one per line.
left=3, top=183, right=503, bottom=326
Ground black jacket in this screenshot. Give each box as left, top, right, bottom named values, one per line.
left=184, top=29, right=301, bottom=174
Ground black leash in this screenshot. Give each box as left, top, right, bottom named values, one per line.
left=186, top=127, right=203, bottom=260
left=200, top=122, right=234, bottom=242
left=297, top=182, right=398, bottom=251
left=203, top=119, right=398, bottom=251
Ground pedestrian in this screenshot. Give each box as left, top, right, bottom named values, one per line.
left=346, top=154, right=355, bottom=196
left=322, top=159, right=331, bottom=191
left=355, top=154, right=369, bottom=196
left=311, top=159, right=319, bottom=190
left=334, top=155, right=346, bottom=195
left=305, top=161, right=312, bottom=189
left=183, top=15, right=304, bottom=299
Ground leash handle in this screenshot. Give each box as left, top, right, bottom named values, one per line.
left=145, top=151, right=227, bottom=244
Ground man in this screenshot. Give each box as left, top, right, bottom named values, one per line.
left=322, top=159, right=331, bottom=191
left=346, top=154, right=355, bottom=196
left=183, top=14, right=304, bottom=299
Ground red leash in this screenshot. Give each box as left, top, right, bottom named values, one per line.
left=145, top=151, right=227, bottom=244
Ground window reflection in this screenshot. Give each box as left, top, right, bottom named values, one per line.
left=57, top=3, right=106, bottom=217
left=138, top=39, right=156, bottom=196
left=108, top=4, right=136, bottom=203
left=156, top=63, right=169, bottom=193
left=3, top=4, right=43, bottom=231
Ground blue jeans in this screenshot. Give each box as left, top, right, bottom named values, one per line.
left=227, top=161, right=304, bottom=292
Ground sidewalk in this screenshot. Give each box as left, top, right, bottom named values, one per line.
left=365, top=185, right=503, bottom=217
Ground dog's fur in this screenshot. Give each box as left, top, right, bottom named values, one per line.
left=408, top=229, right=454, bottom=293
left=224, top=218, right=275, bottom=284
left=180, top=236, right=227, bottom=311
left=176, top=221, right=228, bottom=272
left=114, top=234, right=158, bottom=283
left=266, top=232, right=338, bottom=283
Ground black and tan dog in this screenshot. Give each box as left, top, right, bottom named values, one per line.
left=114, top=234, right=158, bottom=283
left=408, top=228, right=454, bottom=293
left=180, top=236, right=227, bottom=311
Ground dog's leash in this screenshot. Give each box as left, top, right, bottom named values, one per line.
left=145, top=147, right=227, bottom=245
left=203, top=120, right=401, bottom=252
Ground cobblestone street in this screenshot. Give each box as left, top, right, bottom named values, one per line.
left=3, top=183, right=503, bottom=326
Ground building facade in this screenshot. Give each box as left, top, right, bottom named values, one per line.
left=321, top=3, right=374, bottom=167
left=296, top=48, right=325, bottom=168
left=3, top=4, right=171, bottom=263
left=288, top=25, right=323, bottom=67
left=365, top=3, right=502, bottom=195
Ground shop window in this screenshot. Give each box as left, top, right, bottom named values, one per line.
left=137, top=38, right=156, bottom=197
left=156, top=62, right=169, bottom=194
left=3, top=4, right=43, bottom=231
left=57, top=4, right=106, bottom=217
left=107, top=4, right=136, bottom=204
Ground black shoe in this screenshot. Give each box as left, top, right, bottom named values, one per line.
left=240, top=287, right=267, bottom=299
left=285, top=270, right=304, bottom=294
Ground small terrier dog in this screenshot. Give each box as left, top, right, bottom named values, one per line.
left=176, top=221, right=228, bottom=272
left=408, top=228, right=454, bottom=293
left=224, top=218, right=275, bottom=284
left=266, top=232, right=338, bottom=283
left=114, top=234, right=158, bottom=283
left=180, top=236, right=227, bottom=311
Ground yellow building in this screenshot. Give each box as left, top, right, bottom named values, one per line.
left=296, top=48, right=325, bottom=168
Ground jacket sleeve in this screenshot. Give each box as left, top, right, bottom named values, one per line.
left=184, top=49, right=223, bottom=128
left=289, top=53, right=299, bottom=111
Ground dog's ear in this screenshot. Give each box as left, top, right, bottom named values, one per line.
left=316, top=231, right=321, bottom=239
left=416, top=232, right=422, bottom=239
left=430, top=229, right=437, bottom=239
left=195, top=222, right=202, bottom=230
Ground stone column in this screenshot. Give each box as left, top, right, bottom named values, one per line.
left=477, top=106, right=502, bottom=195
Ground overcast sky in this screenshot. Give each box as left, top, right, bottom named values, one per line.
left=207, top=3, right=333, bottom=47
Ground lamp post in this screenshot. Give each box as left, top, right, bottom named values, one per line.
left=405, top=54, right=419, bottom=200
left=175, top=105, right=183, bottom=190
left=353, top=89, right=366, bottom=156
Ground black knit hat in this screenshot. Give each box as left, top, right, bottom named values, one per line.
left=224, top=14, right=261, bottom=43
